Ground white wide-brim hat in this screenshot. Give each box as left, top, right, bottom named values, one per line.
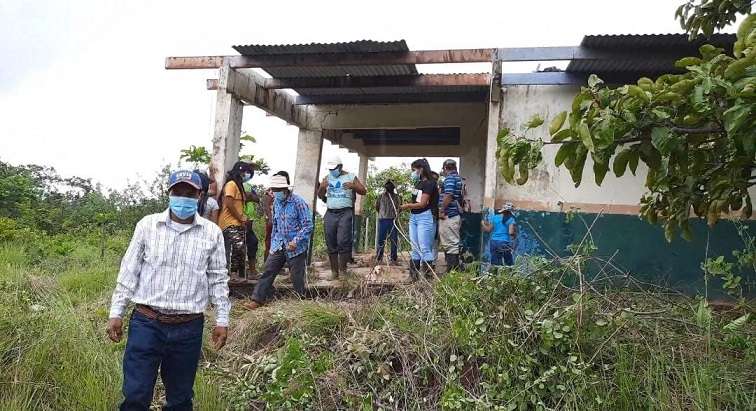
left=268, top=175, right=292, bottom=189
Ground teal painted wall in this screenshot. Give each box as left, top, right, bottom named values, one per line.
left=462, top=210, right=755, bottom=296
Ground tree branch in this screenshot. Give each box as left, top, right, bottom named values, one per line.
left=671, top=126, right=724, bottom=134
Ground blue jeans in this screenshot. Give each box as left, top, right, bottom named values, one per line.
left=120, top=311, right=204, bottom=411
left=490, top=240, right=514, bottom=266
left=409, top=210, right=435, bottom=262
left=376, top=218, right=398, bottom=262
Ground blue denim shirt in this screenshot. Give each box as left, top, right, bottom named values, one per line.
left=271, top=193, right=313, bottom=258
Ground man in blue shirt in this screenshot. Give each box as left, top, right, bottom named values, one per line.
left=244, top=174, right=313, bottom=309
left=438, top=159, right=464, bottom=272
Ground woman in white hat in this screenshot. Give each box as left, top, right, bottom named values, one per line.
left=481, top=202, right=517, bottom=266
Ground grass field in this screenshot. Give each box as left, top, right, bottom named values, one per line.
left=0, top=233, right=754, bottom=410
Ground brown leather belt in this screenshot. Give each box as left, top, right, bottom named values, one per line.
left=134, top=304, right=203, bottom=324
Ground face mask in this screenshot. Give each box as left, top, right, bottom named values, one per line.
left=410, top=170, right=420, bottom=182
left=242, top=172, right=253, bottom=182
left=329, top=168, right=340, bottom=178
left=274, top=191, right=287, bottom=202
left=169, top=195, right=198, bottom=219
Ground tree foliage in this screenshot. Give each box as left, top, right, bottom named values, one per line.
left=179, top=133, right=270, bottom=174
left=497, top=5, right=755, bottom=241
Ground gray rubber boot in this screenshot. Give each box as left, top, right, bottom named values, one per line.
left=328, top=254, right=339, bottom=279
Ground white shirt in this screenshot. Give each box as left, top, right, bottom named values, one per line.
left=202, top=196, right=219, bottom=219
left=109, top=210, right=231, bottom=326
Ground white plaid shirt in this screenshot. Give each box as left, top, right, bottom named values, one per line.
left=109, top=209, right=231, bottom=326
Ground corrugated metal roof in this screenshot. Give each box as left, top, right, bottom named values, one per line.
left=579, top=33, right=736, bottom=50
left=567, top=33, right=736, bottom=74
left=232, top=40, right=418, bottom=89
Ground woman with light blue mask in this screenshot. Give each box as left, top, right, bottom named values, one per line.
left=400, top=158, right=439, bottom=281
left=317, top=155, right=367, bottom=279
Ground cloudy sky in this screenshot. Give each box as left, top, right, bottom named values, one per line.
left=1, top=0, right=689, bottom=189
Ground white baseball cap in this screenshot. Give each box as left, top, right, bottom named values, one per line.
left=499, top=202, right=514, bottom=212
left=325, top=155, right=343, bottom=170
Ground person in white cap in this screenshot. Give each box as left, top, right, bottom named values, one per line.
left=317, top=155, right=366, bottom=279
left=243, top=174, right=313, bottom=309
left=481, top=202, right=518, bottom=266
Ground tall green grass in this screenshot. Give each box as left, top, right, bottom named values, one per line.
left=0, top=238, right=228, bottom=410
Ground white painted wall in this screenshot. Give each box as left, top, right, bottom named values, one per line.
left=497, top=85, right=650, bottom=213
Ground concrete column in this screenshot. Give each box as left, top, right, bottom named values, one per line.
left=292, top=128, right=324, bottom=210
left=210, top=63, right=243, bottom=186
left=483, top=61, right=502, bottom=210
left=354, top=153, right=369, bottom=215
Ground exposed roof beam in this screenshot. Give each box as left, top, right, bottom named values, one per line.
left=501, top=71, right=668, bottom=85
left=264, top=73, right=489, bottom=89
left=496, top=46, right=679, bottom=62
left=220, top=68, right=308, bottom=126
left=166, top=49, right=494, bottom=69
left=294, top=91, right=488, bottom=105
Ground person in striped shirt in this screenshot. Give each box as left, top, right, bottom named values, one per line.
left=244, top=174, right=313, bottom=309
left=107, top=170, right=230, bottom=411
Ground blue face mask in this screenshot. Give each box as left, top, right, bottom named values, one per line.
left=242, top=172, right=253, bottom=182
left=169, top=195, right=198, bottom=219
left=410, top=170, right=420, bottom=182
left=329, top=168, right=341, bottom=178
left=274, top=191, right=287, bottom=202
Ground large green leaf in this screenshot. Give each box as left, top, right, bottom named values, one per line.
left=555, top=143, right=576, bottom=167
left=612, top=148, right=632, bottom=177
left=577, top=121, right=594, bottom=152
left=549, top=111, right=567, bottom=135
left=651, top=127, right=676, bottom=155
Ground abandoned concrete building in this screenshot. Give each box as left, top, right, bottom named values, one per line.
left=166, top=34, right=753, bottom=291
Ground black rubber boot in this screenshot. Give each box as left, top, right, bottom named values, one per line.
left=328, top=254, right=339, bottom=279
left=409, top=260, right=421, bottom=282
left=338, top=253, right=350, bottom=276
left=421, top=261, right=436, bottom=279
left=445, top=253, right=460, bottom=273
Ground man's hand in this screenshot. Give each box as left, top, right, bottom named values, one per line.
left=287, top=240, right=297, bottom=251
left=343, top=181, right=354, bottom=189
left=107, top=318, right=123, bottom=343
left=439, top=212, right=447, bottom=220
left=212, top=326, right=228, bottom=350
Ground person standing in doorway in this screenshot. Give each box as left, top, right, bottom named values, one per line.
left=218, top=161, right=255, bottom=280
left=243, top=174, right=313, bottom=309
left=375, top=179, right=400, bottom=265
left=438, top=159, right=464, bottom=272
left=107, top=170, right=230, bottom=410
left=318, top=155, right=367, bottom=279
left=400, top=158, right=438, bottom=280
left=482, top=202, right=518, bottom=266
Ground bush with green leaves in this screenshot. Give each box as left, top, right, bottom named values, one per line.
left=497, top=4, right=755, bottom=241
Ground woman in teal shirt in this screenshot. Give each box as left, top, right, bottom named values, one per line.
left=482, top=202, right=517, bottom=266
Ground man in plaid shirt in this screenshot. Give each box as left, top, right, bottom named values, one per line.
left=244, top=174, right=313, bottom=309
left=107, top=170, right=230, bottom=410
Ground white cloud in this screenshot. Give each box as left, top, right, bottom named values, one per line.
left=0, top=0, right=685, bottom=189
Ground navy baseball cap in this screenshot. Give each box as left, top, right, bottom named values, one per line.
left=168, top=170, right=202, bottom=190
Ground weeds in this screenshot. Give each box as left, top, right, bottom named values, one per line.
left=216, top=254, right=755, bottom=410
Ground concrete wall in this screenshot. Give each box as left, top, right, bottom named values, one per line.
left=307, top=102, right=488, bottom=210
left=497, top=85, right=650, bottom=214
